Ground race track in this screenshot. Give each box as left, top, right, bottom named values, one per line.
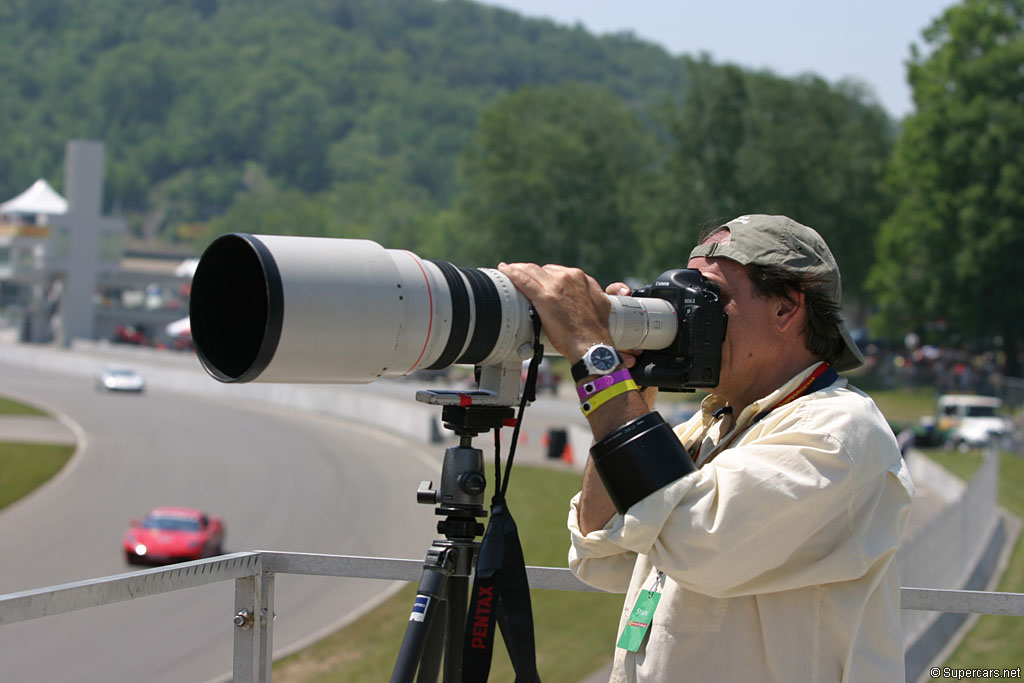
left=0, top=359, right=442, bottom=683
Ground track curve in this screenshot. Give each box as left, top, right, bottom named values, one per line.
left=0, top=359, right=440, bottom=683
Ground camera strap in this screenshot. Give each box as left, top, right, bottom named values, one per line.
left=461, top=492, right=539, bottom=682
left=462, top=309, right=543, bottom=682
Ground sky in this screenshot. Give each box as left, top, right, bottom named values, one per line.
left=475, top=0, right=958, bottom=119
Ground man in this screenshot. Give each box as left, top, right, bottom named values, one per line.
left=498, top=215, right=914, bottom=682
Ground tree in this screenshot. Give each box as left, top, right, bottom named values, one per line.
left=453, top=84, right=657, bottom=284
left=203, top=176, right=337, bottom=246
left=868, top=0, right=1024, bottom=373
left=644, top=58, right=895, bottom=301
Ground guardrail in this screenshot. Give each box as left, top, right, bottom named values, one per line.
left=2, top=551, right=1022, bottom=682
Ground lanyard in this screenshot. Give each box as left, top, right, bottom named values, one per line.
left=758, top=362, right=838, bottom=421
left=694, top=363, right=838, bottom=465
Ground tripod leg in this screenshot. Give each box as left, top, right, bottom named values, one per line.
left=417, top=600, right=446, bottom=683
left=391, top=547, right=453, bottom=683
left=442, top=574, right=469, bottom=683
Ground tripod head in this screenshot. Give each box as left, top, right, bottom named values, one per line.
left=415, top=402, right=515, bottom=542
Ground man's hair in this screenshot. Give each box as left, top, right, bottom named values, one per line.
left=746, top=264, right=845, bottom=364
left=698, top=224, right=845, bottom=364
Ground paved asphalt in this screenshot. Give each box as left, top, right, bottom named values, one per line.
left=0, top=357, right=442, bottom=683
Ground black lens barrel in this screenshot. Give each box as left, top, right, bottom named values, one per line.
left=423, top=262, right=505, bottom=369
left=426, top=260, right=471, bottom=370
left=455, top=267, right=502, bottom=366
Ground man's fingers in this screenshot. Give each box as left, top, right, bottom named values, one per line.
left=499, top=262, right=592, bottom=300
left=497, top=261, right=541, bottom=286
left=605, top=281, right=631, bottom=296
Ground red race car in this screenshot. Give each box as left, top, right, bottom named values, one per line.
left=123, top=507, right=225, bottom=565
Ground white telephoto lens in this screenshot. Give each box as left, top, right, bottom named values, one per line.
left=190, top=234, right=679, bottom=384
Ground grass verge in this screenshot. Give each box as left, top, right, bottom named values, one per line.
left=0, top=393, right=74, bottom=510
left=273, top=465, right=622, bottom=682
left=0, top=396, right=47, bottom=416
left=859, top=384, right=937, bottom=428
left=0, top=441, right=75, bottom=509
left=920, top=448, right=1024, bottom=675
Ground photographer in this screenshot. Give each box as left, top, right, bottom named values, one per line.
left=499, top=214, right=914, bottom=682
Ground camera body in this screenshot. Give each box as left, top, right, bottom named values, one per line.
left=629, top=269, right=728, bottom=391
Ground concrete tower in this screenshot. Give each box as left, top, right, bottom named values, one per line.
left=48, top=140, right=126, bottom=346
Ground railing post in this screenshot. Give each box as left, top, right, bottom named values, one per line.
left=260, top=572, right=276, bottom=682
left=233, top=570, right=275, bottom=682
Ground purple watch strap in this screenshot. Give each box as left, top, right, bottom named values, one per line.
left=577, top=368, right=633, bottom=401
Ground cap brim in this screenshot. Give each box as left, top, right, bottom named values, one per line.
left=835, top=322, right=865, bottom=372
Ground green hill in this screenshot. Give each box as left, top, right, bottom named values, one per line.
left=0, top=0, right=689, bottom=245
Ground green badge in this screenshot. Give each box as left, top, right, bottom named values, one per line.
left=616, top=590, right=661, bottom=652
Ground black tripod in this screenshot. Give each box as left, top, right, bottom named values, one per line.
left=390, top=404, right=514, bottom=683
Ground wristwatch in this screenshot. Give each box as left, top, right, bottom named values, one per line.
left=571, top=343, right=623, bottom=382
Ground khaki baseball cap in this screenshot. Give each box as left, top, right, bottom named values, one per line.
left=689, top=214, right=865, bottom=372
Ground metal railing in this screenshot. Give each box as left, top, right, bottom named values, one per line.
left=2, top=551, right=1022, bottom=682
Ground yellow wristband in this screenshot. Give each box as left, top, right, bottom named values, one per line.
left=580, top=379, right=638, bottom=417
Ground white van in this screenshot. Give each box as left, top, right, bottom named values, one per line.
left=935, top=394, right=1009, bottom=451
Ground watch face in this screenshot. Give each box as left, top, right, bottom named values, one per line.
left=589, top=346, right=618, bottom=372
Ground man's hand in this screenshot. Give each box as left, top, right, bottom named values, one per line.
left=498, top=266, right=658, bottom=533
left=497, top=262, right=612, bottom=362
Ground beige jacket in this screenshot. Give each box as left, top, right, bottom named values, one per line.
left=569, top=363, right=915, bottom=682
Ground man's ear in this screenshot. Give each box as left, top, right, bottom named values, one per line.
left=774, top=289, right=805, bottom=334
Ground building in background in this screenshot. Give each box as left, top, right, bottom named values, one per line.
left=0, top=140, right=192, bottom=348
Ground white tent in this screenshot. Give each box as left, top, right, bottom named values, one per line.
left=165, top=316, right=191, bottom=337
left=0, top=178, right=69, bottom=216
left=174, top=257, right=199, bottom=278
